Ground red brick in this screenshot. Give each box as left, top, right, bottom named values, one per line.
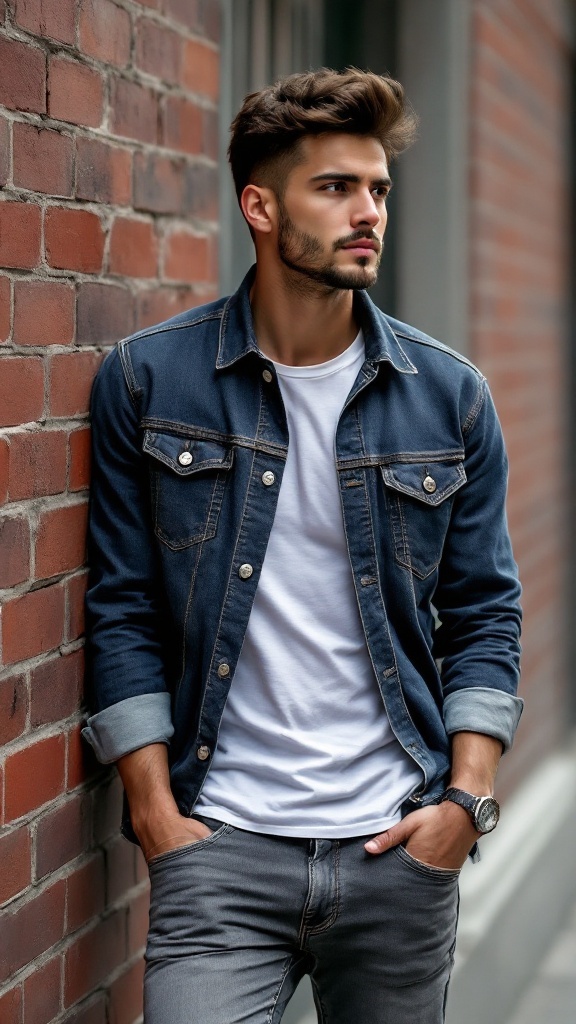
left=203, top=106, right=218, bottom=161
left=0, top=671, right=27, bottom=747
left=77, top=282, right=134, bottom=346
left=110, top=77, right=158, bottom=145
left=164, top=230, right=210, bottom=282
left=109, top=958, right=144, bottom=1024
left=4, top=733, right=66, bottom=822
left=67, top=721, right=100, bottom=790
left=35, top=790, right=91, bottom=878
left=15, top=0, right=76, bottom=44
left=109, top=217, right=158, bottom=278
left=66, top=852, right=106, bottom=932
left=127, top=884, right=149, bottom=955
left=7, top=429, right=68, bottom=500
left=134, top=151, right=185, bottom=214
left=0, top=356, right=44, bottom=428
left=13, top=123, right=74, bottom=197
left=64, top=994, right=107, bottom=1024
left=49, top=350, right=104, bottom=417
left=45, top=208, right=105, bottom=273
left=136, top=286, right=195, bottom=329
left=0, top=117, right=9, bottom=187
left=161, top=95, right=203, bottom=155
left=30, top=649, right=84, bottom=727
left=66, top=571, right=87, bottom=643
left=14, top=280, right=75, bottom=347
left=0, top=275, right=10, bottom=342
left=76, top=137, right=132, bottom=206
left=0, top=37, right=46, bottom=114
left=64, top=908, right=128, bottom=1006
left=135, top=17, right=181, bottom=84
left=0, top=437, right=8, bottom=502
left=183, top=162, right=218, bottom=219
left=105, top=833, right=139, bottom=905
left=181, top=39, right=219, bottom=100
left=0, top=202, right=42, bottom=270
left=92, top=773, right=124, bottom=845
left=163, top=0, right=200, bottom=31
left=35, top=503, right=88, bottom=579
left=69, top=426, right=91, bottom=491
left=0, top=986, right=22, bottom=1024
left=0, top=517, right=30, bottom=588
left=0, top=879, right=65, bottom=982
left=48, top=57, right=104, bottom=129
left=1, top=584, right=65, bottom=666
left=0, top=827, right=31, bottom=905
left=79, top=0, right=131, bottom=66
left=22, top=954, right=62, bottom=1024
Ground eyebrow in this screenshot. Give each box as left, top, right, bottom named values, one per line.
left=309, top=172, right=393, bottom=188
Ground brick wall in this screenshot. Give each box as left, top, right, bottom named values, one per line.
left=469, top=0, right=573, bottom=794
left=0, top=1, right=219, bottom=1020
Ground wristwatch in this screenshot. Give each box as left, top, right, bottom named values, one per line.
left=441, top=787, right=500, bottom=834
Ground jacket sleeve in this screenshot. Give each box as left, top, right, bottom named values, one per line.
left=82, top=347, right=174, bottom=763
left=433, top=376, right=523, bottom=750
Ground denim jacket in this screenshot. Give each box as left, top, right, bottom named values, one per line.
left=83, top=267, right=522, bottom=830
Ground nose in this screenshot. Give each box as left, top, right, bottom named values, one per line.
left=351, top=189, right=384, bottom=230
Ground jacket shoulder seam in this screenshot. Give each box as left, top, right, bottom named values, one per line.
left=391, top=329, right=483, bottom=375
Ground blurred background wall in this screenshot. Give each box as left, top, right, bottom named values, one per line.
left=0, top=1, right=574, bottom=1022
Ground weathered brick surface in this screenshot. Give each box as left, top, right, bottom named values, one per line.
left=0, top=3, right=219, bottom=1019
left=0, top=516, right=30, bottom=588
left=13, top=280, right=75, bottom=347
left=76, top=137, right=132, bottom=206
left=48, top=56, right=104, bottom=128
left=7, top=429, right=68, bottom=500
left=0, top=202, right=42, bottom=270
left=0, top=36, right=46, bottom=113
left=78, top=0, right=132, bottom=67
left=22, top=954, right=62, bottom=1024
left=469, top=0, right=572, bottom=796
left=15, top=0, right=76, bottom=44
left=13, top=122, right=74, bottom=198
left=45, top=208, right=106, bottom=273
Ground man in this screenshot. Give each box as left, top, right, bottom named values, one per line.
left=84, top=68, right=522, bottom=1024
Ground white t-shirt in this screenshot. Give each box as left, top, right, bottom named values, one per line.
left=196, top=332, right=421, bottom=836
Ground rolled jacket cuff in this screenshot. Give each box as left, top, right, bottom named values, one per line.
left=443, top=687, right=524, bottom=751
left=82, top=692, right=174, bottom=764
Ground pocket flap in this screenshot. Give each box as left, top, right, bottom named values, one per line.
left=382, top=460, right=466, bottom=505
left=143, top=430, right=234, bottom=476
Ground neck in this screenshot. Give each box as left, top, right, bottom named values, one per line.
left=250, top=257, right=359, bottom=366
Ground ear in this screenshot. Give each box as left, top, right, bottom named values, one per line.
left=241, top=185, right=276, bottom=235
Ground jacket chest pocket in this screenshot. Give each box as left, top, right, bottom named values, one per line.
left=143, top=430, right=234, bottom=551
left=381, top=459, right=466, bottom=579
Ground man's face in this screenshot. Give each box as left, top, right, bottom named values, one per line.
left=274, top=134, right=391, bottom=291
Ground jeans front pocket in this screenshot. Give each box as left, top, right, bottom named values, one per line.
left=147, top=822, right=234, bottom=867
left=144, top=430, right=234, bottom=551
left=393, top=843, right=461, bottom=881
left=381, top=457, right=466, bottom=579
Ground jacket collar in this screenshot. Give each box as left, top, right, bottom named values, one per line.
left=216, top=265, right=417, bottom=375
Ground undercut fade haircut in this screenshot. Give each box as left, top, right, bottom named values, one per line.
left=228, top=67, right=417, bottom=202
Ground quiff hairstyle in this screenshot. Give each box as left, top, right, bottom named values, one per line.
left=228, top=67, right=417, bottom=202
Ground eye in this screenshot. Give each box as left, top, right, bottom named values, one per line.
left=322, top=181, right=348, bottom=192
left=373, top=185, right=391, bottom=199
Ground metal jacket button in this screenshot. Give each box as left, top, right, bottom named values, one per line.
left=178, top=451, right=193, bottom=466
left=197, top=745, right=211, bottom=761
left=262, top=471, right=275, bottom=486
left=238, top=563, right=253, bottom=579
left=262, top=368, right=273, bottom=383
left=217, top=663, right=230, bottom=677
left=423, top=475, right=437, bottom=494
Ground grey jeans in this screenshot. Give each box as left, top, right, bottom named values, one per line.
left=144, top=818, right=459, bottom=1024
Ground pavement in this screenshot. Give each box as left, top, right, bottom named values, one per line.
left=504, top=894, right=576, bottom=1024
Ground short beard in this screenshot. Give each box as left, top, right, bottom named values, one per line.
left=277, top=202, right=381, bottom=292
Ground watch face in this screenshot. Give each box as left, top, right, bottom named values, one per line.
left=476, top=798, right=500, bottom=833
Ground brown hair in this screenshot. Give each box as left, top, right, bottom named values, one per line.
left=228, top=67, right=417, bottom=201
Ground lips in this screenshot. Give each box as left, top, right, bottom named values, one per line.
left=341, top=239, right=379, bottom=252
